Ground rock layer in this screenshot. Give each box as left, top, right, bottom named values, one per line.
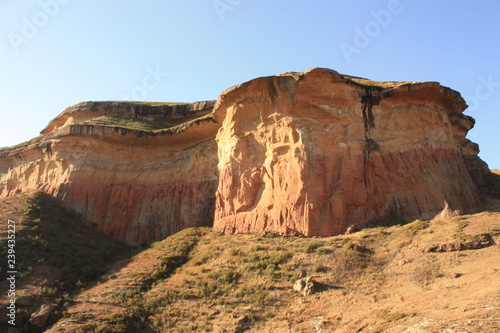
left=0, top=68, right=490, bottom=244
left=212, top=68, right=489, bottom=236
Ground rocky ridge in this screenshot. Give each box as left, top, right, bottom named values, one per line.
left=0, top=68, right=491, bottom=245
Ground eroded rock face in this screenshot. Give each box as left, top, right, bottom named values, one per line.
left=0, top=68, right=490, bottom=244
left=212, top=68, right=489, bottom=236
left=0, top=101, right=219, bottom=246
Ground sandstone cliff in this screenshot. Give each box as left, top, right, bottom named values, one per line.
left=0, top=101, right=219, bottom=245
left=212, top=68, right=490, bottom=236
left=0, top=69, right=490, bottom=244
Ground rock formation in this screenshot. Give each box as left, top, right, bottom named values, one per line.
left=0, top=68, right=491, bottom=244
left=0, top=101, right=219, bottom=245
left=212, top=68, right=489, bottom=236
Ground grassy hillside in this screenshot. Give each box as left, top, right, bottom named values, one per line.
left=50, top=202, right=500, bottom=332
left=0, top=193, right=132, bottom=332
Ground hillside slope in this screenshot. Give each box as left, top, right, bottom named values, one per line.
left=0, top=192, right=132, bottom=332
left=43, top=172, right=500, bottom=332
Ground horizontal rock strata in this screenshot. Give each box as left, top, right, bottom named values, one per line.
left=0, top=69, right=491, bottom=244
left=0, top=101, right=219, bottom=245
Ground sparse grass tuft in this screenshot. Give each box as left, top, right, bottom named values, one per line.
left=228, top=248, right=243, bottom=256
left=244, top=251, right=292, bottom=271
left=343, top=240, right=371, bottom=253
left=312, top=263, right=328, bottom=273
left=379, top=310, right=407, bottom=322
left=302, top=239, right=324, bottom=253
left=396, top=219, right=430, bottom=238
left=412, top=258, right=443, bottom=286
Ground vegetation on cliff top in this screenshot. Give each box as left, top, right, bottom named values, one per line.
left=79, top=112, right=216, bottom=135
left=81, top=115, right=172, bottom=131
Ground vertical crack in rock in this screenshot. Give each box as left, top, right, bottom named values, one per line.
left=45, top=142, right=52, bottom=157
left=361, top=88, right=381, bottom=186
left=361, top=88, right=380, bottom=132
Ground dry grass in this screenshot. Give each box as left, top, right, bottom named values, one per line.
left=48, top=209, right=500, bottom=332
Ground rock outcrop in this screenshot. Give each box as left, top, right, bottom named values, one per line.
left=0, top=101, right=219, bottom=245
left=212, top=68, right=489, bottom=236
left=0, top=68, right=491, bottom=244
left=29, top=304, right=54, bottom=329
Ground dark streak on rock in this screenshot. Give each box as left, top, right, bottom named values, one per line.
left=361, top=88, right=381, bottom=187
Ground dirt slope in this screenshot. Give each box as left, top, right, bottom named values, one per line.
left=46, top=178, right=500, bottom=332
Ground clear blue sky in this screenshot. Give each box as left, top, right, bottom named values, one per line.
left=1, top=0, right=499, bottom=168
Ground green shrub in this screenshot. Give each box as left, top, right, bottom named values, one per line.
left=228, top=248, right=242, bottom=256
left=194, top=280, right=219, bottom=298
left=303, top=240, right=324, bottom=253
left=317, top=247, right=333, bottom=255
left=343, top=240, right=371, bottom=253
left=145, top=289, right=179, bottom=311
left=236, top=285, right=272, bottom=305
left=211, top=269, right=239, bottom=286
left=151, top=255, right=189, bottom=281
left=396, top=220, right=430, bottom=238
left=329, top=246, right=373, bottom=284
left=244, top=251, right=292, bottom=271
left=312, top=263, right=328, bottom=273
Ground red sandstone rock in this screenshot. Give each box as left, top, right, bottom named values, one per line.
left=0, top=101, right=219, bottom=245
left=0, top=68, right=491, bottom=244
left=212, top=68, right=489, bottom=236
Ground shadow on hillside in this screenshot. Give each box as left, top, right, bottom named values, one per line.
left=314, top=281, right=343, bottom=293
left=479, top=171, right=500, bottom=212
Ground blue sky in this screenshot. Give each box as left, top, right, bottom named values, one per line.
left=1, top=0, right=499, bottom=168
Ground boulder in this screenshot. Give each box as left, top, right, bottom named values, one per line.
left=293, top=277, right=315, bottom=296
left=29, top=303, right=54, bottom=329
